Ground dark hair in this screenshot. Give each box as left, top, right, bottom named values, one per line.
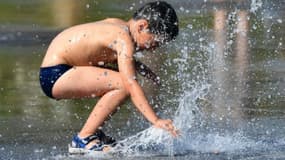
left=133, top=1, right=179, bottom=42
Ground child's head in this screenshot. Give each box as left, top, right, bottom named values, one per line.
left=131, top=1, right=179, bottom=49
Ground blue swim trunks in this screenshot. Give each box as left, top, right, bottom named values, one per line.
left=39, top=64, right=72, bottom=99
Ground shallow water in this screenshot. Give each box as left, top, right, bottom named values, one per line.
left=0, top=0, right=284, bottom=160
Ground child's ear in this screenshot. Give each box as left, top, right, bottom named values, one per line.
left=137, top=19, right=149, bottom=33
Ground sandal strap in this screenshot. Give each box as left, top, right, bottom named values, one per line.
left=72, top=134, right=104, bottom=151
left=89, top=143, right=104, bottom=151
left=81, top=135, right=99, bottom=145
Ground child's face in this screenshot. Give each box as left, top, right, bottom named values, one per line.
left=133, top=19, right=160, bottom=50
left=136, top=31, right=159, bottom=50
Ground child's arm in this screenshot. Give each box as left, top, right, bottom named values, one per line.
left=102, top=60, right=160, bottom=86
left=115, top=32, right=178, bottom=137
left=115, top=37, right=159, bottom=124
left=134, top=59, right=161, bottom=86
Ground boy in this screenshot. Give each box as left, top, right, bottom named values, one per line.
left=39, top=1, right=179, bottom=152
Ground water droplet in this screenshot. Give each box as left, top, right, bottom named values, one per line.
left=186, top=24, right=193, bottom=30
left=34, top=148, right=44, bottom=153
left=98, top=61, right=104, bottom=66
left=135, top=52, right=143, bottom=58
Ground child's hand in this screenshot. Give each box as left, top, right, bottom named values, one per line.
left=153, top=119, right=179, bottom=137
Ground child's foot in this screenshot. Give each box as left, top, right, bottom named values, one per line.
left=70, top=130, right=116, bottom=153
left=71, top=134, right=107, bottom=152
left=95, top=130, right=116, bottom=146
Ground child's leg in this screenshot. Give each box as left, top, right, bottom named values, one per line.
left=52, top=66, right=129, bottom=138
left=79, top=89, right=127, bottom=138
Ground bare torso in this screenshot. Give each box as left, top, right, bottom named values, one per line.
left=41, top=18, right=130, bottom=67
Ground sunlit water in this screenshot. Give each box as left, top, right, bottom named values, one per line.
left=0, top=0, right=284, bottom=160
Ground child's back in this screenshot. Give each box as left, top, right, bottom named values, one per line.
left=41, top=18, right=129, bottom=67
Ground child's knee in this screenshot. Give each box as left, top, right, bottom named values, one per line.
left=116, top=78, right=129, bottom=96
left=119, top=87, right=130, bottom=97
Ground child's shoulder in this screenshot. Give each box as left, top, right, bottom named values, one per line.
left=99, top=18, right=130, bottom=33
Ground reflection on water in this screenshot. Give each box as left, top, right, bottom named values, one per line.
left=211, top=2, right=250, bottom=127
left=50, top=0, right=85, bottom=28
left=0, top=0, right=285, bottom=159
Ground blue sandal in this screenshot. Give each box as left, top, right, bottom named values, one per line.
left=71, top=134, right=104, bottom=151
left=69, top=130, right=116, bottom=154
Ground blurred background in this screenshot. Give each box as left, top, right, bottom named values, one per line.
left=0, top=0, right=284, bottom=159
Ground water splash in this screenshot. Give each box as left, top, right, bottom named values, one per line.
left=86, top=29, right=250, bottom=159
left=104, top=27, right=216, bottom=156
left=109, top=84, right=256, bottom=157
